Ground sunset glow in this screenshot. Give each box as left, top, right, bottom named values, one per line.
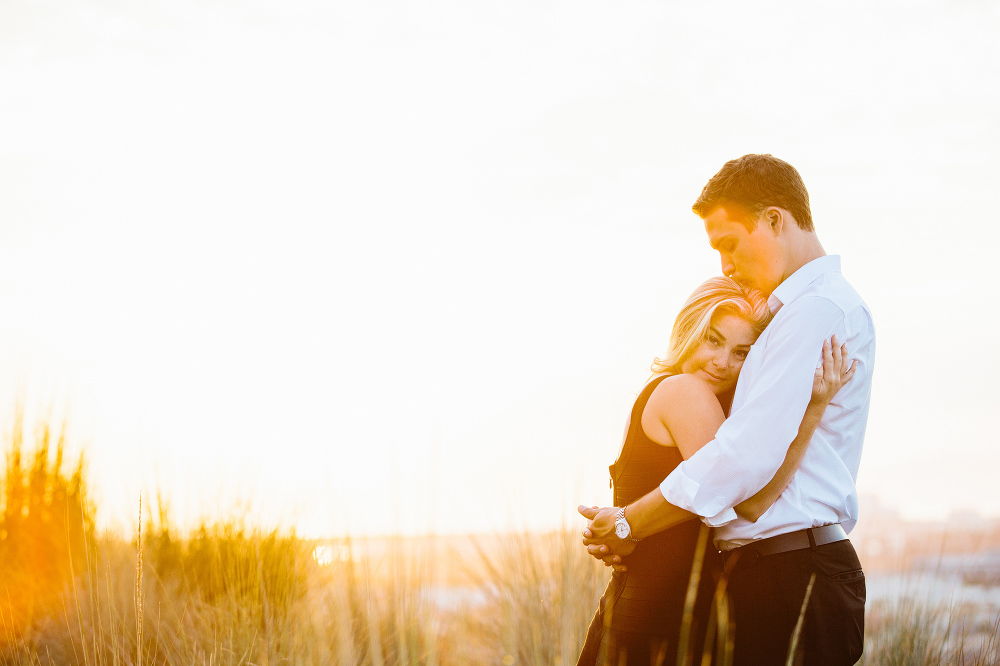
left=0, top=0, right=997, bottom=539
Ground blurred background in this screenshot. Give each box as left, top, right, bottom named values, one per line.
left=0, top=0, right=997, bottom=537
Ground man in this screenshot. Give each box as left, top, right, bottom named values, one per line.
left=580, top=154, right=874, bottom=665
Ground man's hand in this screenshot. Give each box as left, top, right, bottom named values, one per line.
left=578, top=505, right=635, bottom=571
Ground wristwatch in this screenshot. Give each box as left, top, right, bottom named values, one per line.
left=615, top=506, right=640, bottom=543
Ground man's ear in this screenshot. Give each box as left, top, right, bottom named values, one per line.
left=765, top=207, right=784, bottom=236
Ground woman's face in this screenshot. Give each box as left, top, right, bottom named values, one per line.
left=680, top=312, right=757, bottom=395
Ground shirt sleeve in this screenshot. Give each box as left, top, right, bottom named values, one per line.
left=659, top=295, right=846, bottom=526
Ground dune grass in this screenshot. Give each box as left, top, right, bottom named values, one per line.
left=4, top=523, right=998, bottom=666
left=1, top=416, right=999, bottom=664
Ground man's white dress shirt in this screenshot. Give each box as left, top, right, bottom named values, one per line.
left=659, top=255, right=875, bottom=550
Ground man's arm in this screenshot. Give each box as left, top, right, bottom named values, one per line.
left=579, top=489, right=694, bottom=563
left=734, top=336, right=855, bottom=522
left=658, top=297, right=846, bottom=523
left=732, top=403, right=825, bottom=523
left=581, top=298, right=847, bottom=562
left=580, top=332, right=854, bottom=564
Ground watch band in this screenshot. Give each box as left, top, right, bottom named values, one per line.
left=616, top=506, right=641, bottom=543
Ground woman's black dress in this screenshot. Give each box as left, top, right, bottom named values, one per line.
left=577, top=374, right=723, bottom=666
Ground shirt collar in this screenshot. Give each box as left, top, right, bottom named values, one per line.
left=767, top=255, right=841, bottom=315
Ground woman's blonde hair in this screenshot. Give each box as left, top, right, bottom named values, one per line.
left=651, top=277, right=772, bottom=374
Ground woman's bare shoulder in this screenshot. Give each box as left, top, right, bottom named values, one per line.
left=648, top=373, right=718, bottom=406
left=642, top=374, right=722, bottom=444
left=643, top=373, right=727, bottom=456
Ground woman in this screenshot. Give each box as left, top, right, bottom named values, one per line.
left=577, top=277, right=855, bottom=666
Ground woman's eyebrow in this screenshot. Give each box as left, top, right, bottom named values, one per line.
left=709, top=327, right=726, bottom=342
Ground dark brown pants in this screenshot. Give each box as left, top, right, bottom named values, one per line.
left=727, top=539, right=866, bottom=665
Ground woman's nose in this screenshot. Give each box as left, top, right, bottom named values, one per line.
left=712, top=349, right=729, bottom=368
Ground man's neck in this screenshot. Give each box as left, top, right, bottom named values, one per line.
left=780, top=234, right=826, bottom=284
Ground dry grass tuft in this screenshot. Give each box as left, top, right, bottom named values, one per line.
left=0, top=406, right=95, bottom=652
left=1, top=415, right=998, bottom=665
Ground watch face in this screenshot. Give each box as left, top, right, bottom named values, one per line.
left=615, top=520, right=630, bottom=539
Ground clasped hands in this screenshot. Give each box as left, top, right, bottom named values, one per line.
left=578, top=505, right=636, bottom=572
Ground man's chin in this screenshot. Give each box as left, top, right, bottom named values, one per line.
left=739, top=278, right=774, bottom=296
left=732, top=276, right=754, bottom=289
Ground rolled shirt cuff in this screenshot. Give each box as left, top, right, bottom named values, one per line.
left=659, top=466, right=738, bottom=528
left=701, top=506, right=738, bottom=528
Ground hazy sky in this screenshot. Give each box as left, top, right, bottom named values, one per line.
left=1, top=0, right=997, bottom=535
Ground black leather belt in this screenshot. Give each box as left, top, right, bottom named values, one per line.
left=723, top=524, right=847, bottom=567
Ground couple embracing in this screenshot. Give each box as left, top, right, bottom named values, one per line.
left=577, top=154, right=874, bottom=665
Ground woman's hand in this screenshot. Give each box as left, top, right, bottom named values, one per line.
left=811, top=334, right=857, bottom=406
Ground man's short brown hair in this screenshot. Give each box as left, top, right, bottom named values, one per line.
left=692, top=154, right=814, bottom=232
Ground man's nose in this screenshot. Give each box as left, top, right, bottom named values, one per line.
left=721, top=256, right=735, bottom=278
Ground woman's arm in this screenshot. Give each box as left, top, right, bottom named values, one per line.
left=734, top=335, right=856, bottom=523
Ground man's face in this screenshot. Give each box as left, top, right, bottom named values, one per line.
left=703, top=206, right=785, bottom=295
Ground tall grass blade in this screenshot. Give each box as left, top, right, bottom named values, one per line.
left=785, top=572, right=816, bottom=666
left=135, top=492, right=143, bottom=666
left=677, top=524, right=710, bottom=666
